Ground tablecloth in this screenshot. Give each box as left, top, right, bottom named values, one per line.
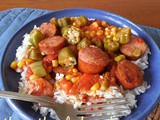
left=0, top=8, right=159, bottom=120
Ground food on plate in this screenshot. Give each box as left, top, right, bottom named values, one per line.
left=120, top=36, right=147, bottom=60
left=78, top=46, right=109, bottom=73
left=58, top=47, right=77, bottom=67
left=11, top=15, right=150, bottom=119
left=116, top=60, right=143, bottom=89
left=40, top=23, right=57, bottom=37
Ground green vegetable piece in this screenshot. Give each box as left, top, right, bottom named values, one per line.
left=50, top=17, right=58, bottom=26
left=58, top=47, right=77, bottom=67
left=27, top=45, right=32, bottom=50
left=61, top=25, right=71, bottom=35
left=95, top=40, right=103, bottom=49
left=77, top=37, right=91, bottom=50
left=29, top=49, right=43, bottom=60
left=104, top=38, right=120, bottom=52
left=75, top=16, right=89, bottom=27
left=29, top=29, right=44, bottom=48
left=116, top=27, right=131, bottom=44
left=58, top=17, right=71, bottom=27
left=29, top=61, right=47, bottom=77
left=62, top=26, right=81, bottom=45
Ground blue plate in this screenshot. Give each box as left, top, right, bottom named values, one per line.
left=0, top=8, right=160, bottom=120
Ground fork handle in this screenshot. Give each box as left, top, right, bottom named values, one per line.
left=0, top=90, right=46, bottom=103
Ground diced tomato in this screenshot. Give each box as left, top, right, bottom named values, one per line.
left=58, top=79, right=73, bottom=94
left=25, top=67, right=33, bottom=80
left=28, top=78, right=53, bottom=97
left=69, top=74, right=102, bottom=95
left=53, top=66, right=71, bottom=75
left=43, top=54, right=58, bottom=63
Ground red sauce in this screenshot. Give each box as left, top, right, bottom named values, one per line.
left=69, top=74, right=103, bottom=95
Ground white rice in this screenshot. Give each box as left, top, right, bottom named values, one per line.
left=16, top=27, right=151, bottom=120
left=15, top=25, right=39, bottom=62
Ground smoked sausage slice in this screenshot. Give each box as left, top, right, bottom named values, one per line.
left=78, top=46, right=109, bottom=74
left=40, top=23, right=57, bottom=37
left=116, top=60, right=143, bottom=90
left=120, top=37, right=147, bottom=60
left=39, top=36, right=65, bottom=55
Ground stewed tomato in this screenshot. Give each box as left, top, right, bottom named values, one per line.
left=27, top=78, right=53, bottom=97
left=69, top=74, right=102, bottom=95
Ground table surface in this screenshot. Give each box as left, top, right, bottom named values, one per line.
left=0, top=0, right=160, bottom=28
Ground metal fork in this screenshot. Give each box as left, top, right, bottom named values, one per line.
left=0, top=90, right=130, bottom=120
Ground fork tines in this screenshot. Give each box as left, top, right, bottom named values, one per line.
left=76, top=97, right=131, bottom=119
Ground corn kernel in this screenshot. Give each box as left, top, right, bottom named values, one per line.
left=54, top=81, right=59, bottom=89
left=111, top=27, right=117, bottom=32
left=85, top=31, right=90, bottom=35
left=72, top=68, right=78, bottom=73
left=101, top=21, right=108, bottom=27
left=91, top=83, right=100, bottom=91
left=71, top=77, right=79, bottom=83
left=73, top=22, right=76, bottom=26
left=110, top=31, right=116, bottom=36
left=52, top=60, right=58, bottom=67
left=10, top=61, right=18, bottom=69
left=17, top=60, right=25, bottom=68
left=25, top=59, right=34, bottom=65
left=105, top=31, right=110, bottom=36
left=29, top=74, right=40, bottom=80
left=118, top=27, right=122, bottom=30
left=65, top=74, right=72, bottom=80
left=120, top=55, right=126, bottom=59
left=96, top=30, right=104, bottom=36
left=44, top=74, right=51, bottom=80
left=92, top=22, right=99, bottom=28
left=100, top=80, right=109, bottom=91
left=105, top=28, right=109, bottom=31
left=41, top=52, right=45, bottom=56
left=114, top=55, right=125, bottom=62
left=125, top=34, right=129, bottom=37
left=106, top=35, right=111, bottom=38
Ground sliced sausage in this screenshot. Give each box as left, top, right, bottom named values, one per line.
left=40, top=23, right=57, bottom=37
left=120, top=37, right=147, bottom=60
left=78, top=46, right=109, bottom=74
left=39, top=36, right=65, bottom=55
left=116, top=60, right=143, bottom=90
